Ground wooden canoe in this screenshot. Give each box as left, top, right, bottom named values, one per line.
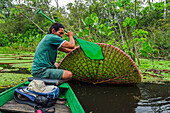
left=0, top=81, right=85, bottom=113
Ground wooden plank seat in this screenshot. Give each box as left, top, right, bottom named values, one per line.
left=0, top=100, right=70, bottom=113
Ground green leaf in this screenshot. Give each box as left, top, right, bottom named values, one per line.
left=134, top=38, right=140, bottom=42
left=91, top=13, right=97, bottom=18
left=78, top=32, right=83, bottom=37
left=140, top=50, right=148, bottom=57
left=0, top=19, right=5, bottom=23
left=108, top=31, right=114, bottom=36
left=93, top=16, right=99, bottom=23
left=129, top=18, right=137, bottom=27
left=142, top=42, right=149, bottom=50
left=85, top=17, right=94, bottom=26
left=68, top=3, right=73, bottom=6
left=84, top=29, right=90, bottom=36
left=146, top=46, right=153, bottom=53
left=0, top=13, right=5, bottom=18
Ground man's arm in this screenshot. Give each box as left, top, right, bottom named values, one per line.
left=58, top=47, right=74, bottom=53
left=61, top=31, right=75, bottom=49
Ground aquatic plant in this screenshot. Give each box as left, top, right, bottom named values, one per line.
left=138, top=58, right=170, bottom=83
left=0, top=58, right=16, bottom=60
left=0, top=54, right=16, bottom=57
left=0, top=73, right=32, bottom=88
left=10, top=63, right=33, bottom=68
left=0, top=60, right=33, bottom=64
left=0, top=57, right=33, bottom=60
left=0, top=53, right=34, bottom=57
left=59, top=43, right=141, bottom=84
left=1, top=69, right=19, bottom=72
left=18, top=57, right=34, bottom=60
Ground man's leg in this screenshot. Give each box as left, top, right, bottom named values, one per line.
left=56, top=70, right=73, bottom=104
left=61, top=70, right=73, bottom=82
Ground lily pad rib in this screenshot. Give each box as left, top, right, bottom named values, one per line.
left=58, top=43, right=142, bottom=84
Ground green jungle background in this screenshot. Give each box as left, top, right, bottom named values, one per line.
left=0, top=0, right=170, bottom=88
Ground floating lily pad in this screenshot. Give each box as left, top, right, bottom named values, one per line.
left=1, top=68, right=20, bottom=72
left=0, top=53, right=34, bottom=58
left=0, top=60, right=33, bottom=64
left=19, top=53, right=34, bottom=57
left=0, top=73, right=32, bottom=88
left=10, top=63, right=33, bottom=68
left=1, top=68, right=30, bottom=74
left=0, top=54, right=16, bottom=57
left=0, top=57, right=34, bottom=60
left=18, top=57, right=34, bottom=60
left=0, top=57, right=17, bottom=60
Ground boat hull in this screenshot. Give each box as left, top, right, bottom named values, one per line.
left=0, top=81, right=85, bottom=113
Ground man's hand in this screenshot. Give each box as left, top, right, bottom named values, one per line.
left=61, top=31, right=75, bottom=49
left=55, top=62, right=59, bottom=68
left=65, top=31, right=73, bottom=38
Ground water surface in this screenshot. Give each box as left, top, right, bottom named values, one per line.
left=69, top=81, right=170, bottom=113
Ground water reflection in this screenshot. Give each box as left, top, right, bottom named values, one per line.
left=69, top=81, right=141, bottom=113
left=136, top=83, right=170, bottom=113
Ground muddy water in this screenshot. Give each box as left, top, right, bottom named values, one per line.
left=69, top=81, right=170, bottom=113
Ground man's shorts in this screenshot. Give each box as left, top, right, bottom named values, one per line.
left=31, top=67, right=64, bottom=80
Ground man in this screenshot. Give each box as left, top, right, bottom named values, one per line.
left=31, top=22, right=75, bottom=82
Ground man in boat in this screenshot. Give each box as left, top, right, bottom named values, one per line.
left=31, top=23, right=75, bottom=82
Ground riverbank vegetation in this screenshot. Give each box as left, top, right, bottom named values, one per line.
left=1, top=0, right=170, bottom=61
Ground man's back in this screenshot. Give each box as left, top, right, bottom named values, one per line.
left=31, top=34, right=65, bottom=71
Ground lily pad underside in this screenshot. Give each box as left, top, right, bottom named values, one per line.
left=59, top=43, right=141, bottom=84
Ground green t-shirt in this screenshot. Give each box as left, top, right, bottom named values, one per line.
left=31, top=34, right=65, bottom=71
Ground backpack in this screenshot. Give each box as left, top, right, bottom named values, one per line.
left=13, top=80, right=60, bottom=113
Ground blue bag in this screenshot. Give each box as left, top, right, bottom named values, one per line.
left=14, top=80, right=60, bottom=108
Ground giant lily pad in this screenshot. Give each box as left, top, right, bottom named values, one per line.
left=59, top=43, right=141, bottom=84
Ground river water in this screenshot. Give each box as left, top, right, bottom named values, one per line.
left=69, top=81, right=170, bottom=113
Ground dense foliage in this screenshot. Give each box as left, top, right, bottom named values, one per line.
left=0, top=0, right=169, bottom=62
